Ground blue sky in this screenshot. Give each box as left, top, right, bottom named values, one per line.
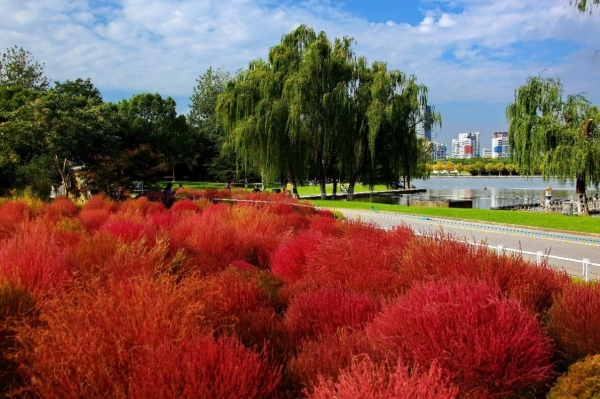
left=1, top=0, right=599, bottom=148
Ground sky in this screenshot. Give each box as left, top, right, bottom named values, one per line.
left=2, top=0, right=599, bottom=148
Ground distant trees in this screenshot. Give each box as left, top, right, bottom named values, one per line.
left=507, top=76, right=599, bottom=215
left=570, top=0, right=599, bottom=13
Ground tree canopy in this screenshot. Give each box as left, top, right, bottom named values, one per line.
left=506, top=76, right=600, bottom=214
left=571, top=0, right=600, bottom=13
left=0, top=46, right=49, bottom=91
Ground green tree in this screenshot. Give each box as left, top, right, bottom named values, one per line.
left=0, top=46, right=49, bottom=90
left=472, top=160, right=485, bottom=176
left=571, top=0, right=599, bottom=13
left=507, top=76, right=600, bottom=215
left=188, top=67, right=235, bottom=181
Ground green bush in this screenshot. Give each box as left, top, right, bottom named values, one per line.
left=548, top=354, right=600, bottom=399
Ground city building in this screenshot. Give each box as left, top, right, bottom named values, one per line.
left=491, top=131, right=509, bottom=158
left=451, top=131, right=480, bottom=159
left=430, top=142, right=447, bottom=160
left=482, top=148, right=492, bottom=158
left=415, top=105, right=432, bottom=141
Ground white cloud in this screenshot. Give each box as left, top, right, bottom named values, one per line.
left=1, top=0, right=599, bottom=142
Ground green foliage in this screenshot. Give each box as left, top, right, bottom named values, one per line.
left=506, top=76, right=600, bottom=211
left=548, top=354, right=600, bottom=399
left=0, top=46, right=49, bottom=91
left=571, top=0, right=600, bottom=13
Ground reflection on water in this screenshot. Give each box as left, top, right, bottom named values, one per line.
left=355, top=177, right=599, bottom=210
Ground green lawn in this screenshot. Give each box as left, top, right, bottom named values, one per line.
left=306, top=199, right=600, bottom=235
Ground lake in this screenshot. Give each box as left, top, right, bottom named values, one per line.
left=355, top=176, right=599, bottom=210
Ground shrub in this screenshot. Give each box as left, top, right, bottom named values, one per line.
left=0, top=220, right=74, bottom=296
left=547, top=354, right=600, bottom=399
left=367, top=280, right=555, bottom=398
left=0, top=280, right=37, bottom=395
left=80, top=194, right=116, bottom=213
left=0, top=200, right=34, bottom=240
left=170, top=198, right=201, bottom=214
left=13, top=276, right=208, bottom=398
left=285, top=329, right=377, bottom=391
left=128, top=334, right=282, bottom=399
left=396, top=234, right=568, bottom=315
left=99, top=213, right=157, bottom=245
left=283, top=286, right=381, bottom=342
left=42, top=197, right=79, bottom=221
left=78, top=208, right=111, bottom=231
left=270, top=232, right=323, bottom=284
left=307, top=357, right=459, bottom=399
left=117, top=196, right=151, bottom=215
left=547, top=282, right=600, bottom=365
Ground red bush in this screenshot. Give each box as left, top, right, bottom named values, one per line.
left=0, top=200, right=34, bottom=240
left=0, top=220, right=74, bottom=296
left=13, top=276, right=208, bottom=398
left=128, top=334, right=281, bottom=399
left=397, top=234, right=568, bottom=314
left=80, top=194, right=116, bottom=213
left=547, top=282, right=600, bottom=365
left=42, top=197, right=79, bottom=221
left=99, top=213, right=157, bottom=244
left=117, top=196, right=151, bottom=215
left=170, top=198, right=201, bottom=214
left=307, top=357, right=459, bottom=399
left=77, top=208, right=111, bottom=231
left=270, top=232, right=323, bottom=283
left=286, top=329, right=378, bottom=390
left=367, top=280, right=555, bottom=398
left=284, top=286, right=381, bottom=342
left=309, top=212, right=342, bottom=236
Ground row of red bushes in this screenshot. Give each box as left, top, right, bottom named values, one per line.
left=0, top=192, right=599, bottom=398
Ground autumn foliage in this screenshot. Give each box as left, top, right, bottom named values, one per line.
left=0, top=191, right=591, bottom=397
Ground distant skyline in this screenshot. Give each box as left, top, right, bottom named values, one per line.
left=2, top=0, right=599, bottom=146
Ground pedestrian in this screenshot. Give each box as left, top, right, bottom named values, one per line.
left=164, top=182, right=174, bottom=195
left=252, top=184, right=260, bottom=193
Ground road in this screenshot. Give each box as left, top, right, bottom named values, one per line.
left=334, top=208, right=600, bottom=280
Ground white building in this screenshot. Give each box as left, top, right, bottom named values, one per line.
left=451, top=131, right=480, bottom=159
left=430, top=142, right=447, bottom=160
left=491, top=131, right=509, bottom=158
left=482, top=148, right=492, bottom=158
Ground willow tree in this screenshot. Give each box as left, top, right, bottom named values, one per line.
left=217, top=25, right=354, bottom=198
left=571, top=0, right=599, bottom=13
left=367, top=62, right=441, bottom=189
left=507, top=76, right=600, bottom=215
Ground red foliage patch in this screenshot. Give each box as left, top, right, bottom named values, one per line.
left=42, top=197, right=79, bottom=221
left=307, top=357, right=459, bottom=399
left=0, top=200, right=34, bottom=240
left=100, top=213, right=158, bottom=244
left=77, top=208, right=111, bottom=231
left=367, top=280, right=555, bottom=398
left=547, top=282, right=600, bottom=365
left=270, top=232, right=323, bottom=284
left=170, top=198, right=201, bottom=214
left=128, top=334, right=282, bottom=399
left=283, top=286, right=381, bottom=342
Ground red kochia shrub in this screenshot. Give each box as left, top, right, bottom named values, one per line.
left=286, top=329, right=378, bottom=390
left=80, top=194, right=116, bottom=212
left=270, top=232, right=323, bottom=283
left=77, top=208, right=110, bottom=231
left=99, top=213, right=157, bottom=244
left=307, top=357, right=459, bottom=399
left=13, top=276, right=208, bottom=398
left=0, top=200, right=34, bottom=240
left=367, top=280, right=555, bottom=398
left=547, top=282, right=600, bottom=365
left=0, top=220, right=74, bottom=296
left=397, top=234, right=568, bottom=314
left=170, top=198, right=201, bottom=214
left=42, top=197, right=79, bottom=221
left=283, top=286, right=381, bottom=342
left=128, top=334, right=281, bottom=399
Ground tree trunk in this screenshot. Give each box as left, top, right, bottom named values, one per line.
left=576, top=174, right=588, bottom=216
left=317, top=153, right=327, bottom=200
left=332, top=178, right=337, bottom=198
left=347, top=174, right=357, bottom=201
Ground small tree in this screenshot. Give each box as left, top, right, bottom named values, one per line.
left=0, top=46, right=49, bottom=90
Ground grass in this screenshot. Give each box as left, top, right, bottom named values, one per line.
left=307, top=199, right=600, bottom=236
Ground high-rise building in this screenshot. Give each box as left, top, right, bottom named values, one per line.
left=491, top=131, right=509, bottom=158
left=451, top=131, right=480, bottom=159
left=430, top=142, right=447, bottom=160
left=415, top=105, right=432, bottom=141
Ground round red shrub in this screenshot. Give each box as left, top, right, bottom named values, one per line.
left=80, top=194, right=116, bottom=212
left=307, top=357, right=459, bottom=399
left=547, top=282, right=600, bottom=365
left=284, top=286, right=381, bottom=342
left=43, top=197, right=79, bottom=221
left=78, top=208, right=110, bottom=231
left=367, top=280, right=555, bottom=398
left=129, top=334, right=281, bottom=399
left=170, top=199, right=201, bottom=213
left=270, top=232, right=323, bottom=283
left=100, top=214, right=157, bottom=244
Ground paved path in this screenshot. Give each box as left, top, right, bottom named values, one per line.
left=333, top=208, right=600, bottom=280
